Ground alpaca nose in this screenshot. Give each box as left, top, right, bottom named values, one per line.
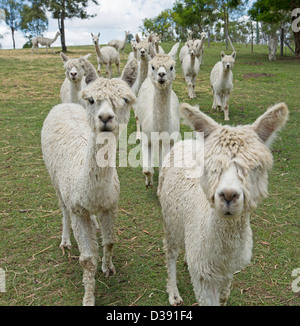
left=219, top=189, right=240, bottom=204
left=71, top=72, right=77, bottom=77
left=99, top=114, right=114, bottom=124
left=158, top=71, right=166, bottom=78
left=226, top=64, right=230, bottom=69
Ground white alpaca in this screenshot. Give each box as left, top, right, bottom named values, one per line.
left=179, top=33, right=205, bottom=64
left=210, top=51, right=236, bottom=121
left=136, top=45, right=180, bottom=188
left=268, top=34, right=278, bottom=61
left=108, top=31, right=130, bottom=54
left=151, top=33, right=165, bottom=54
left=41, top=78, right=136, bottom=306
left=129, top=34, right=156, bottom=141
left=60, top=53, right=97, bottom=105
left=127, top=40, right=138, bottom=63
left=197, top=32, right=207, bottom=65
left=182, top=40, right=201, bottom=99
left=91, top=33, right=120, bottom=78
left=158, top=102, right=288, bottom=306
left=32, top=31, right=60, bottom=54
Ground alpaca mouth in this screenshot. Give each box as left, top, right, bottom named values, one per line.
left=158, top=79, right=166, bottom=85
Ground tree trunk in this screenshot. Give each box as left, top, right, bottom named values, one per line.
left=11, top=27, right=15, bottom=49
left=280, top=28, right=284, bottom=57
left=294, top=31, right=300, bottom=57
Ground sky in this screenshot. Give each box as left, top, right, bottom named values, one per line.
left=0, top=0, right=177, bottom=50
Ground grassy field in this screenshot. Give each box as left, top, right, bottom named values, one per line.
left=0, top=41, right=299, bottom=306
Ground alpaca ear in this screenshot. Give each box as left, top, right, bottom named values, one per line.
left=180, top=103, right=218, bottom=138
left=60, top=52, right=69, bottom=62
left=136, top=34, right=141, bottom=43
left=221, top=51, right=225, bottom=58
left=149, top=43, right=157, bottom=58
left=98, top=32, right=100, bottom=37
left=83, top=53, right=91, bottom=60
left=231, top=51, right=236, bottom=59
left=252, top=103, right=289, bottom=147
left=168, top=42, right=180, bottom=60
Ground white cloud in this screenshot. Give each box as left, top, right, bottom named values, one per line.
left=0, top=0, right=176, bottom=49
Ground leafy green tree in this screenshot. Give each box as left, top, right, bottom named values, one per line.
left=0, top=0, right=22, bottom=49
left=142, top=9, right=177, bottom=41
left=20, top=0, right=48, bottom=39
left=43, top=0, right=99, bottom=52
left=249, top=0, right=300, bottom=57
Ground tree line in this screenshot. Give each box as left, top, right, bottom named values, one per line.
left=140, top=0, right=300, bottom=57
left=0, top=0, right=99, bottom=51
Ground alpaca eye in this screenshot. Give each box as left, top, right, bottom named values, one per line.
left=88, top=97, right=94, bottom=105
left=152, top=66, right=155, bottom=71
left=124, top=98, right=129, bottom=104
left=170, top=66, right=174, bottom=71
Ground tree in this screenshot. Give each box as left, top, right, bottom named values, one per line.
left=20, top=1, right=48, bottom=39
left=141, top=9, right=177, bottom=41
left=0, top=0, right=22, bottom=49
left=43, top=0, right=99, bottom=52
left=249, top=0, right=300, bottom=57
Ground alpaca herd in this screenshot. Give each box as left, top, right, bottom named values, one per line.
left=41, top=30, right=289, bottom=306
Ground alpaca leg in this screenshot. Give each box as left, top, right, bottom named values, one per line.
left=216, top=93, right=222, bottom=111
left=192, top=279, right=220, bottom=306
left=212, top=89, right=217, bottom=109
left=164, top=237, right=183, bottom=306
left=191, top=76, right=197, bottom=98
left=142, top=141, right=153, bottom=188
left=135, top=115, right=141, bottom=142
left=223, top=95, right=230, bottom=121
left=116, top=61, right=120, bottom=77
left=98, top=208, right=117, bottom=277
left=71, top=212, right=98, bottom=306
left=56, top=191, right=72, bottom=252
left=97, top=63, right=102, bottom=76
left=220, top=276, right=232, bottom=306
left=108, top=64, right=113, bottom=79
left=105, top=64, right=110, bottom=79
left=49, top=45, right=56, bottom=54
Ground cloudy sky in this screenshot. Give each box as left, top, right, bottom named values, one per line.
left=0, top=0, right=176, bottom=49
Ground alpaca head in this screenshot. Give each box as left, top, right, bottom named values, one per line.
left=200, top=32, right=207, bottom=39
left=135, top=34, right=154, bottom=59
left=187, top=40, right=198, bottom=58
left=91, top=32, right=100, bottom=45
left=60, top=52, right=90, bottom=83
left=149, top=54, right=176, bottom=89
left=221, top=51, right=236, bottom=71
left=180, top=102, right=289, bottom=219
left=80, top=78, right=136, bottom=135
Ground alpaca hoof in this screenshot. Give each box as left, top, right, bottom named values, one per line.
left=83, top=295, right=95, bottom=306
left=59, top=241, right=71, bottom=256
left=104, top=266, right=116, bottom=278
left=169, top=294, right=183, bottom=306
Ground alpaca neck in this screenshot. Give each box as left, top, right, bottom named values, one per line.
left=122, top=34, right=128, bottom=48
left=190, top=54, right=196, bottom=67
left=78, top=131, right=116, bottom=211
left=51, top=34, right=59, bottom=45
left=69, top=79, right=82, bottom=103
left=152, top=84, right=172, bottom=132
left=137, top=57, right=149, bottom=89
left=95, top=42, right=103, bottom=60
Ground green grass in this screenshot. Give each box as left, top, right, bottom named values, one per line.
left=0, top=42, right=299, bottom=306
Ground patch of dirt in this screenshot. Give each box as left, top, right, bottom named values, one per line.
left=241, top=62, right=264, bottom=66
left=243, top=73, right=275, bottom=79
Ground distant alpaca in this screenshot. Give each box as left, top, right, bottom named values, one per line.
left=41, top=78, right=136, bottom=306
left=210, top=51, right=236, bottom=120
left=158, top=102, right=288, bottom=306
left=130, top=34, right=156, bottom=141
left=108, top=31, right=130, bottom=54
left=136, top=45, right=180, bottom=188
left=182, top=40, right=201, bottom=99
left=32, top=31, right=60, bottom=54
left=268, top=34, right=278, bottom=61
left=60, top=53, right=96, bottom=105
left=91, top=33, right=120, bottom=78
